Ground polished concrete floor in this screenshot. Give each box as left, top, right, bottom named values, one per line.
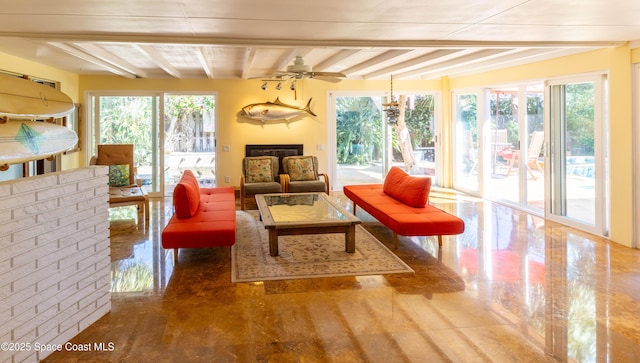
left=44, top=189, right=640, bottom=362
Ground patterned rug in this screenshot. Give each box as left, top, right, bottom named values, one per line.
left=231, top=211, right=414, bottom=282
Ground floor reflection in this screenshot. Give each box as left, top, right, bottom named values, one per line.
left=108, top=202, right=174, bottom=294
left=44, top=189, right=640, bottom=362
left=444, top=194, right=639, bottom=362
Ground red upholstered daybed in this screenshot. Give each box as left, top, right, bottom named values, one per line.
left=343, top=167, right=464, bottom=249
left=161, top=170, right=236, bottom=263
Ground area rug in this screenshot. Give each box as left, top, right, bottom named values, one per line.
left=231, top=211, right=414, bottom=282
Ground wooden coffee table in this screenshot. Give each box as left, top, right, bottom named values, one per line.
left=255, top=192, right=361, bottom=256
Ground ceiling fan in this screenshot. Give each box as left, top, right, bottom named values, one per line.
left=270, top=56, right=346, bottom=82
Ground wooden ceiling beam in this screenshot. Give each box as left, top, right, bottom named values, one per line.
left=134, top=45, right=182, bottom=78
left=46, top=42, right=137, bottom=78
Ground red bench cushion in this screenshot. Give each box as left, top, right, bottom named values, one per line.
left=383, top=166, right=431, bottom=207
left=343, top=184, right=464, bottom=237
left=162, top=186, right=236, bottom=249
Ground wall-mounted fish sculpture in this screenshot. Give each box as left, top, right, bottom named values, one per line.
left=241, top=97, right=316, bottom=122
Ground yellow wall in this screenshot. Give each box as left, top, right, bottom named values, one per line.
left=608, top=45, right=633, bottom=247
left=632, top=48, right=640, bottom=63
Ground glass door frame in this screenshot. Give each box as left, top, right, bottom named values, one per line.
left=482, top=84, right=546, bottom=215
left=327, top=90, right=442, bottom=190
left=163, top=92, right=218, bottom=195
left=634, top=64, right=640, bottom=248
left=544, top=74, right=609, bottom=237
left=88, top=91, right=218, bottom=198
left=452, top=89, right=484, bottom=195
left=327, top=91, right=390, bottom=190
left=87, top=91, right=165, bottom=198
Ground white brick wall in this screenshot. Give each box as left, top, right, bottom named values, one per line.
left=0, top=167, right=111, bottom=363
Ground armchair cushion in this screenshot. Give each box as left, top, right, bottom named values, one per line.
left=286, top=156, right=318, bottom=181
left=288, top=180, right=327, bottom=193
left=108, top=164, right=130, bottom=187
left=245, top=157, right=275, bottom=183
left=243, top=182, right=282, bottom=195
left=383, top=166, right=431, bottom=208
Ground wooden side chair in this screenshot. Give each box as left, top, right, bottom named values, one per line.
left=90, top=144, right=149, bottom=222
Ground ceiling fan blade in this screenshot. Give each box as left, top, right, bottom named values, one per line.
left=272, top=71, right=298, bottom=79
left=310, top=71, right=346, bottom=78
left=312, top=75, right=343, bottom=83
left=261, top=66, right=347, bottom=82
left=248, top=75, right=275, bottom=79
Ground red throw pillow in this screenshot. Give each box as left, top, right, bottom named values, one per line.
left=383, top=166, right=431, bottom=207
left=173, top=170, right=200, bottom=218
left=181, top=169, right=201, bottom=195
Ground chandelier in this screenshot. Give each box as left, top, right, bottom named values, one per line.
left=383, top=75, right=400, bottom=125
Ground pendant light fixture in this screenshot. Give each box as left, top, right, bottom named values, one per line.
left=383, top=75, right=400, bottom=125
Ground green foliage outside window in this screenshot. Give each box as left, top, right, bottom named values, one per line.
left=336, top=97, right=382, bottom=165
left=405, top=95, right=435, bottom=148
left=488, top=84, right=592, bottom=157
left=99, top=96, right=155, bottom=166
left=164, top=95, right=216, bottom=153
left=565, top=83, right=595, bottom=156
left=99, top=95, right=216, bottom=166
left=336, top=95, right=436, bottom=165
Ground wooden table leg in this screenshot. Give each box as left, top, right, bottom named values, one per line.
left=345, top=224, right=356, bottom=253
left=269, top=229, right=279, bottom=256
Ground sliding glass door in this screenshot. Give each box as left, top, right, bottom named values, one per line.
left=330, top=92, right=439, bottom=191
left=453, top=93, right=479, bottom=193
left=96, top=95, right=161, bottom=196
left=485, top=85, right=545, bottom=213
left=547, top=76, right=608, bottom=235
left=333, top=95, right=387, bottom=189
left=92, top=93, right=217, bottom=197
left=163, top=95, right=216, bottom=195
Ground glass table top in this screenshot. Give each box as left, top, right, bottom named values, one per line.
left=257, top=192, right=359, bottom=225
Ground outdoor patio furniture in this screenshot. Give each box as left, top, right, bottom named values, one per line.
left=499, top=131, right=545, bottom=180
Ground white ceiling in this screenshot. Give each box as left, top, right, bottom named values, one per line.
left=0, top=0, right=637, bottom=81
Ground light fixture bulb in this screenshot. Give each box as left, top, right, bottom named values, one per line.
left=276, top=82, right=282, bottom=90
left=385, top=107, right=400, bottom=125
left=261, top=81, right=267, bottom=90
